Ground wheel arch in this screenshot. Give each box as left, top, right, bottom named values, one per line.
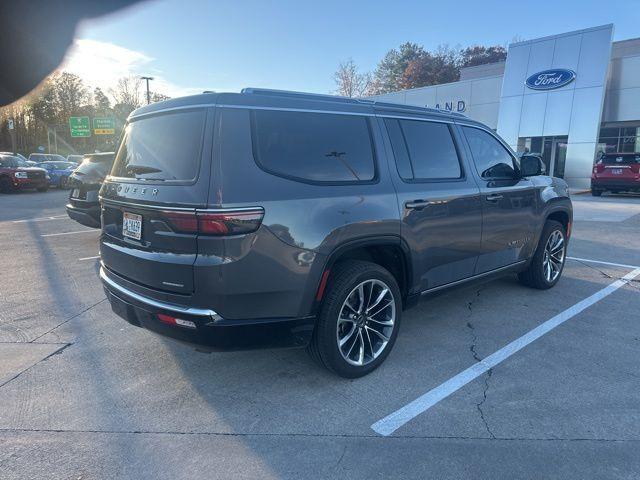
left=314, top=236, right=413, bottom=310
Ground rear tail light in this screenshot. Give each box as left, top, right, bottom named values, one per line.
left=161, top=208, right=264, bottom=236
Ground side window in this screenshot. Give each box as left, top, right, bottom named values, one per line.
left=385, top=118, right=462, bottom=181
left=462, top=126, right=517, bottom=179
left=251, top=110, right=375, bottom=183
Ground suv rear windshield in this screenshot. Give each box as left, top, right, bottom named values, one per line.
left=251, top=110, right=375, bottom=183
left=600, top=154, right=640, bottom=165
left=111, top=109, right=206, bottom=181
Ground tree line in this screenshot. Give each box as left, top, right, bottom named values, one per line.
left=0, top=72, right=169, bottom=156
left=334, top=42, right=507, bottom=97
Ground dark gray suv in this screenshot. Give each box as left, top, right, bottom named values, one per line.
left=100, top=89, right=572, bottom=378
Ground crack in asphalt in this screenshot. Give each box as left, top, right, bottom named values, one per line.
left=0, top=427, right=639, bottom=443
left=0, top=343, right=73, bottom=389
left=572, top=259, right=640, bottom=291
left=466, top=290, right=495, bottom=439
left=29, top=298, right=106, bottom=343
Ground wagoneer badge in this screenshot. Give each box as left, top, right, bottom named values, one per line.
left=525, top=69, right=576, bottom=90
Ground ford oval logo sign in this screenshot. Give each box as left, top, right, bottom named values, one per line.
left=525, top=69, right=576, bottom=90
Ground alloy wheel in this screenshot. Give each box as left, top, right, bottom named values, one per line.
left=543, top=229, right=565, bottom=283
left=336, top=279, right=396, bottom=366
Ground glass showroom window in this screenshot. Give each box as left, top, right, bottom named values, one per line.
left=597, top=126, right=640, bottom=155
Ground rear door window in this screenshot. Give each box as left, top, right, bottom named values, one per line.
left=251, top=110, right=375, bottom=183
left=111, top=109, right=206, bottom=182
left=385, top=118, right=462, bottom=180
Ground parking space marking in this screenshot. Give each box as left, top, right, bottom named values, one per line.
left=78, top=255, right=100, bottom=261
left=371, top=265, right=640, bottom=436
left=567, top=256, right=640, bottom=270
left=41, top=230, right=97, bottom=238
left=11, top=215, right=68, bottom=223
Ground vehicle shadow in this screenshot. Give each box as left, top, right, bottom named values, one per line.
left=149, top=261, right=626, bottom=477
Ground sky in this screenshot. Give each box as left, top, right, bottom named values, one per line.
left=62, top=0, right=639, bottom=99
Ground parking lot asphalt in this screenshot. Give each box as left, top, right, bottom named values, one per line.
left=0, top=189, right=639, bottom=479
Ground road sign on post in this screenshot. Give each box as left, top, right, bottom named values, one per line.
left=93, top=117, right=116, bottom=135
left=69, top=117, right=91, bottom=137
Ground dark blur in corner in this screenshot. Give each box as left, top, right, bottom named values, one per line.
left=0, top=0, right=146, bottom=107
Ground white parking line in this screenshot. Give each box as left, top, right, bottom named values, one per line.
left=11, top=215, right=68, bottom=223
left=78, top=255, right=100, bottom=261
left=41, top=230, right=97, bottom=238
left=371, top=265, right=640, bottom=436
left=568, top=256, right=640, bottom=270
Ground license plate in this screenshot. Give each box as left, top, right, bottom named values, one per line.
left=71, top=188, right=79, bottom=198
left=611, top=168, right=623, bottom=175
left=122, top=212, right=142, bottom=240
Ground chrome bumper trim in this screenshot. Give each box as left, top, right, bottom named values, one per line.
left=100, top=266, right=221, bottom=320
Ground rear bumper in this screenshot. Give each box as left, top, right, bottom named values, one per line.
left=14, top=178, right=48, bottom=189
left=100, top=266, right=315, bottom=351
left=66, top=203, right=101, bottom=228
left=591, top=178, right=640, bottom=190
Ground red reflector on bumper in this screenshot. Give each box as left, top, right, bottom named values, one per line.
left=157, top=313, right=197, bottom=329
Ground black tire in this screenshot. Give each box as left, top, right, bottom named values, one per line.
left=0, top=176, right=14, bottom=193
left=37, top=185, right=49, bottom=192
left=59, top=177, right=67, bottom=189
left=591, top=189, right=602, bottom=197
left=308, top=260, right=402, bottom=378
left=518, top=220, right=566, bottom=290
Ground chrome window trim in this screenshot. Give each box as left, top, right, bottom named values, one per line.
left=128, top=104, right=213, bottom=120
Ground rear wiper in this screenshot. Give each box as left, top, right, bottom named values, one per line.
left=126, top=164, right=162, bottom=175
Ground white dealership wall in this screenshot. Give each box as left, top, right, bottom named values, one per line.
left=371, top=24, right=640, bottom=189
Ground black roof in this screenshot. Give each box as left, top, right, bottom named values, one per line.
left=129, top=88, right=482, bottom=126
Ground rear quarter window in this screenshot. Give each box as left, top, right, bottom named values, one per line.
left=111, top=109, right=206, bottom=182
left=251, top=110, right=376, bottom=183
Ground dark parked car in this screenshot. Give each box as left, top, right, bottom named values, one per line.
left=591, top=152, right=640, bottom=195
left=0, top=154, right=49, bottom=192
left=0, top=152, right=30, bottom=163
left=100, top=89, right=572, bottom=377
left=66, top=154, right=84, bottom=164
left=66, top=152, right=115, bottom=228
left=28, top=153, right=67, bottom=163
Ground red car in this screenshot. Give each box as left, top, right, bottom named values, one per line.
left=591, top=152, right=640, bottom=196
left=0, top=154, right=49, bottom=193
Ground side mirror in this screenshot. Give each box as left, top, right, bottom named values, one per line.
left=520, top=154, right=545, bottom=177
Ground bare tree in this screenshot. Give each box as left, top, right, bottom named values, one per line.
left=110, top=76, right=143, bottom=112
left=333, top=59, right=372, bottom=98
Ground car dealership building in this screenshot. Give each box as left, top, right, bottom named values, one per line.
left=372, top=25, right=640, bottom=188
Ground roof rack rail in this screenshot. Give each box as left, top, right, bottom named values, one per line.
left=241, top=87, right=374, bottom=105
left=372, top=100, right=467, bottom=118
left=241, top=88, right=467, bottom=118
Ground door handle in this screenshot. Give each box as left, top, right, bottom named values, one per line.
left=405, top=199, right=448, bottom=210
left=485, top=193, right=504, bottom=202
left=405, top=200, right=430, bottom=210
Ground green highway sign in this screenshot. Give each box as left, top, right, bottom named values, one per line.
left=93, top=117, right=116, bottom=135
left=69, top=116, right=91, bottom=137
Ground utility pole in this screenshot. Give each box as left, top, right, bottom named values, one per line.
left=141, top=76, right=154, bottom=105
left=8, top=118, right=16, bottom=154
